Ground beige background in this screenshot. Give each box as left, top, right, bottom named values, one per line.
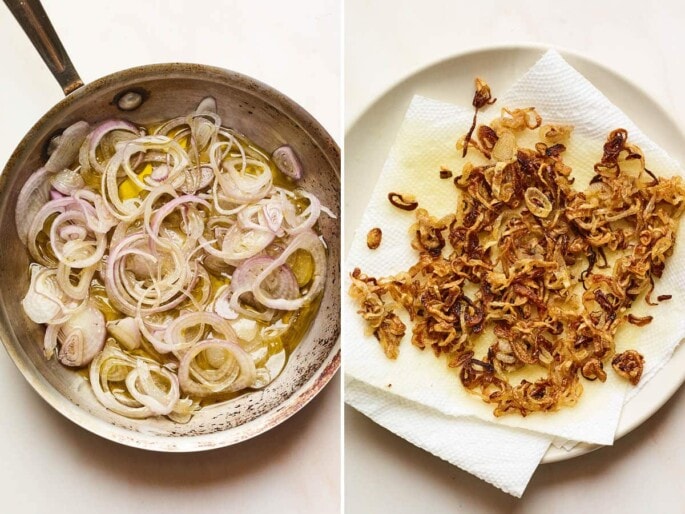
left=345, top=0, right=685, bottom=512
left=0, top=1, right=340, bottom=513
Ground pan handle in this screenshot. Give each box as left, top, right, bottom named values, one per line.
left=4, top=0, right=83, bottom=95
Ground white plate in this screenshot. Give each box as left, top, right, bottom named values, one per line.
left=344, top=44, right=685, bottom=463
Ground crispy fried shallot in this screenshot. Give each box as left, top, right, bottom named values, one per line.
left=349, top=268, right=406, bottom=359
left=627, top=314, right=653, bottom=327
left=349, top=97, right=685, bottom=416
left=540, top=124, right=573, bottom=143
left=367, top=228, right=383, bottom=250
left=461, top=78, right=497, bottom=158
left=388, top=192, right=419, bottom=211
left=612, top=350, right=645, bottom=385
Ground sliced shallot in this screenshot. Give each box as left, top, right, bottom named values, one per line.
left=57, top=302, right=106, bottom=367
left=177, top=339, right=257, bottom=396
left=253, top=230, right=326, bottom=311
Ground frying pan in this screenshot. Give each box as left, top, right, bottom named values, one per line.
left=0, top=0, right=340, bottom=451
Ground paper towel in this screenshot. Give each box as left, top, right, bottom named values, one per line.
left=346, top=377, right=551, bottom=497
left=345, top=49, right=685, bottom=493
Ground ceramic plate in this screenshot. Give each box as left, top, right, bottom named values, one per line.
left=344, top=44, right=685, bottom=463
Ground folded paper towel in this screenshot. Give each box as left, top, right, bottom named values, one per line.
left=346, top=377, right=551, bottom=497
left=345, top=49, right=685, bottom=496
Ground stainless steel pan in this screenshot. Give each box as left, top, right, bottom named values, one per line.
left=0, top=0, right=340, bottom=451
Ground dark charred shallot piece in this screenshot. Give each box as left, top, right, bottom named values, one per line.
left=461, top=78, right=496, bottom=158
left=388, top=192, right=419, bottom=211
left=440, top=168, right=454, bottom=179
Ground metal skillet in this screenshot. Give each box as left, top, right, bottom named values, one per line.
left=0, top=0, right=340, bottom=451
